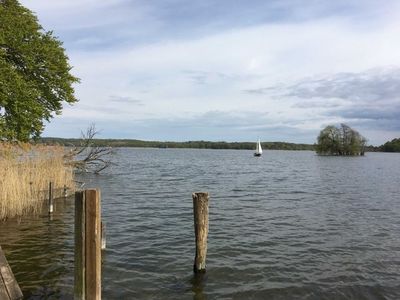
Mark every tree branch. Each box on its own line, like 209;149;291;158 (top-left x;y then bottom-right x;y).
65;124;116;173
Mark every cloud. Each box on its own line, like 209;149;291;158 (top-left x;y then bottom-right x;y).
22;0;400;50
109;95;143;105
291;100;342;109
91;110;317;143
287;68;400;102
324;103;400;132
244;67;400;143
246;67;400;100
332;106;400;121
181;70;236;85
294;68;400;132
246;66;400;117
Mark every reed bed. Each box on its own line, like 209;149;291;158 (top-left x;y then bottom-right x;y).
0;142;75;220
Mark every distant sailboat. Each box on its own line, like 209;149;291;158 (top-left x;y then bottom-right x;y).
254;139;262;157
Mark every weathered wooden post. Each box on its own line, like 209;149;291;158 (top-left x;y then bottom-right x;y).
48;181;54;214
0;246;23;299
74;191;85;300
63;185;68;198
101;222;106;250
192;192;209;273
75;189;101;300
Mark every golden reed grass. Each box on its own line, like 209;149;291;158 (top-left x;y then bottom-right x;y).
0;142;75;220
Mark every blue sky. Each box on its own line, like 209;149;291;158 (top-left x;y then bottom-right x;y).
20;0;400;145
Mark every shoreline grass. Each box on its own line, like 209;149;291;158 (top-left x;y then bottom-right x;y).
0;142;75;220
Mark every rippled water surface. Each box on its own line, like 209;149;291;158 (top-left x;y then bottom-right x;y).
1;149;400;299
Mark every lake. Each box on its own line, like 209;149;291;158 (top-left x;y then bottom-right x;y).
1;149;400;299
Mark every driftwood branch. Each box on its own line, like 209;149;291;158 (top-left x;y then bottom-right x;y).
65;124;115;174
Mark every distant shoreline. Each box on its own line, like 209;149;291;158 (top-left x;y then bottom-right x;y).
38;137;382;152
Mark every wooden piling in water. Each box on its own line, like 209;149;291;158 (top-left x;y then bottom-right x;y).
192;192;209;273
75;189;102;300
101;222;106;250
74;191;86;300
63;185;68;198
48;181;54;214
0;246;23;300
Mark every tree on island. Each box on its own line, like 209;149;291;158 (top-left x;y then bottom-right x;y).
316;124;367;156
0;0;79;141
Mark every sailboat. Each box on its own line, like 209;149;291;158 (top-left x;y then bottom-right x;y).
254;139;262;157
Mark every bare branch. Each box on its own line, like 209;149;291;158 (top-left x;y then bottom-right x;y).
65;124;116;173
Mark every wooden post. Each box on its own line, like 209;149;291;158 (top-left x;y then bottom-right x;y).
75;189;101;300
48;181;54;214
192;192;209;273
85;189;101;299
101;222;106;250
0;246;23;300
63;185;68;198
74;191;86;300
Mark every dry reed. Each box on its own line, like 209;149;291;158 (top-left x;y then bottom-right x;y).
0;142;75;220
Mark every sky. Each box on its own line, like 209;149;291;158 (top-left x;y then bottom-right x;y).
20;0;400;145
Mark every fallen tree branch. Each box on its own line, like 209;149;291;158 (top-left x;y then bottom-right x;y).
64;124;116;173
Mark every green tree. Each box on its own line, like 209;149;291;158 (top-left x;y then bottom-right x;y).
0;0;79;141
381;138;400;152
316;124;366;155
316;125;341;154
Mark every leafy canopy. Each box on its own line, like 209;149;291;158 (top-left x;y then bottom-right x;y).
381;138;400;152
316;124;367;156
0;0;79;141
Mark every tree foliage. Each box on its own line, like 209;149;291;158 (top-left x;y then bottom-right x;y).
316;124;366;155
0;0;79;141
381;138;400;152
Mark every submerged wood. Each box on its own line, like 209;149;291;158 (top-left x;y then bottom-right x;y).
0;246;23;300
192;192;209;273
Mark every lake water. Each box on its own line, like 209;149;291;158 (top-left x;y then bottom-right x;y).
1;149;400;299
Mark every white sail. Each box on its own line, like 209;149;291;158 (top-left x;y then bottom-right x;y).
256;139;262;154
257;140;263;154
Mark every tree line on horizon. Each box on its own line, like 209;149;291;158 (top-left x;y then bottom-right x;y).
381;138;400;152
38;136;390;152
38;137;317;151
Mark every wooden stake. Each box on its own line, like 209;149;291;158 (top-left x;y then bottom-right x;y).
74;191;86;300
0;246;23;300
74;189;101;300
192;192;209;273
48;181;54;214
63;185;68;198
85;189;101;300
101;222;106;250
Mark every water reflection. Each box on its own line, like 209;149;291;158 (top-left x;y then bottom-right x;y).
0;197;74;299
191;272;208;300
